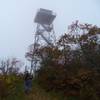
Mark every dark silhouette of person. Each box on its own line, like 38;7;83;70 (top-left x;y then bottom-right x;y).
24;71;32;94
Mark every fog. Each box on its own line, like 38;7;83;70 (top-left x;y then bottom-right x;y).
0;0;100;61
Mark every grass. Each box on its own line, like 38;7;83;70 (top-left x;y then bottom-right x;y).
4;79;68;100
0;76;80;100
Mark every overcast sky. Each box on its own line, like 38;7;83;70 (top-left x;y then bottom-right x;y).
0;0;100;61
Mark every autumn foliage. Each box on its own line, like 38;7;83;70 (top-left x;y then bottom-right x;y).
33;21;100;99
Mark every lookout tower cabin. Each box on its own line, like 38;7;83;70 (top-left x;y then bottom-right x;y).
34;8;56;25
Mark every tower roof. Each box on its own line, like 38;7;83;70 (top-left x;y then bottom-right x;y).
34;8;56;25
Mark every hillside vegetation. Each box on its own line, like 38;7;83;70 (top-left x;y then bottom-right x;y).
1;21;100;100
0;75;68;100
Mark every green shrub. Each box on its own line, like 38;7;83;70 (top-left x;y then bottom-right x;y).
0;79;9;99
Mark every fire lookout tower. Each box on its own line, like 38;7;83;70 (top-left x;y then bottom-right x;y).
26;8;56;74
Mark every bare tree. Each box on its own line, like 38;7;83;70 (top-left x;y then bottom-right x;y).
0;58;23;75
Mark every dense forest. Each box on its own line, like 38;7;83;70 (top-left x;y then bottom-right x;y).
0;21;100;100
